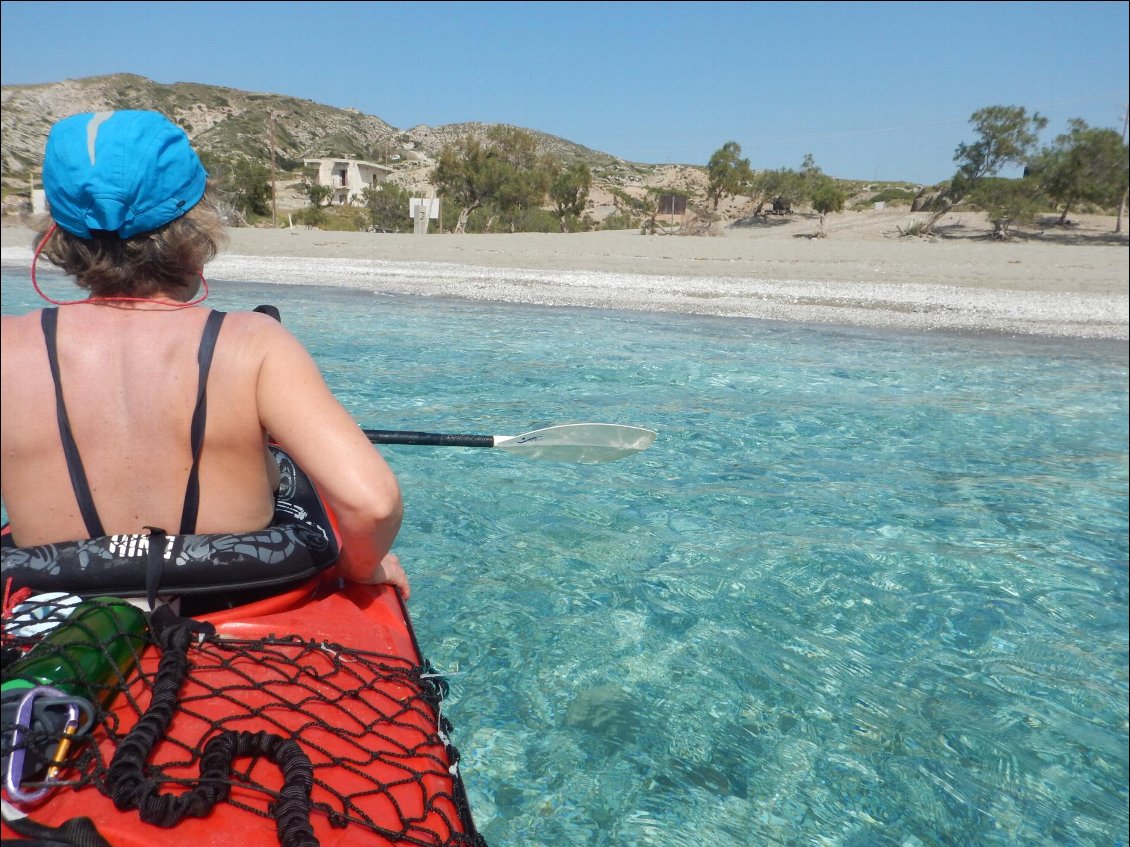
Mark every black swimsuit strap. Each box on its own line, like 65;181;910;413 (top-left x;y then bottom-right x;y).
178;310;226;535
41;308;105;538
40;308;227;540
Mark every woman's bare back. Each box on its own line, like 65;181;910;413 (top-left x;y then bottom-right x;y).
1;305;278;546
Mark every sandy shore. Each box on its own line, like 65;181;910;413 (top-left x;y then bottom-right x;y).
3;210;1127;339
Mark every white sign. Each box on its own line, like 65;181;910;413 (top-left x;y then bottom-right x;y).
409;198;440;219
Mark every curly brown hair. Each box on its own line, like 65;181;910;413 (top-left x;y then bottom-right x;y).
34;190;229;299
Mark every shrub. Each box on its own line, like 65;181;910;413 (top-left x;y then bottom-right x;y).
867;187;917;206
601;212;635;231
292;206;326;228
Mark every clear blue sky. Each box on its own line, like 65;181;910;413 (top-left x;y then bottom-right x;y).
2;1;1126;184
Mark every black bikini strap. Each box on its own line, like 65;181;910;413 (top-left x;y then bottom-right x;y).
178;310;226;535
41;308;106;538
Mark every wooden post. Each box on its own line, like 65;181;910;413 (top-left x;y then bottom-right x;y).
1116;105;1127;234
269;114;278;228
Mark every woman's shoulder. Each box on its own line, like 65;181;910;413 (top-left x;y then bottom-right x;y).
0;309;46;347
1;308;45;327
219;307;313;363
220;307;295;341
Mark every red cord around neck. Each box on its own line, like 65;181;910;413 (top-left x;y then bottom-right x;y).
31;222;210;309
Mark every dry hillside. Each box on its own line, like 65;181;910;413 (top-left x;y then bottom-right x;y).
2;74;917;227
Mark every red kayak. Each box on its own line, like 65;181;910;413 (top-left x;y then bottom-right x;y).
1;574;484;846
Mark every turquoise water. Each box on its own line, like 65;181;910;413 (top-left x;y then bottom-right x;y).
3;268;1128;847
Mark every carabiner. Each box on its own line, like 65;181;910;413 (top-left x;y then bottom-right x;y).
3;685;87;804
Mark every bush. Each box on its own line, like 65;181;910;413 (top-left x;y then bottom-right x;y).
601;212;635;231
969;177;1043;237
326;206;370;232
810;181;846;216
361;183;411;232
559;213;592;233
502;207;561;233
292;206;326;228
867;187;917;206
606;187;650;212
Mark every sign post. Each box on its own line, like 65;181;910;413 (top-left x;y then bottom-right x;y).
409;197;440;235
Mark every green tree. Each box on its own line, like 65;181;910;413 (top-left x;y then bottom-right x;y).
360;182;411;232
431;127;553;233
1030;119;1129;225
432;138;495;232
292;204;326;229
196;151;270;224
748;167;806;215
301;180;333;208
486;127;554;232
706;141;753;220
924;105;1048;234
809;176;847;238
549;162;592;232
799;153;821;182
969;176;1043;238
229;159;272;219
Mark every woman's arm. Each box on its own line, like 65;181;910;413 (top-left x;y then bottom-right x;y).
252;317;408;597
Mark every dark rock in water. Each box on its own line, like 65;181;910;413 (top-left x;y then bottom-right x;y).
563;684;639;750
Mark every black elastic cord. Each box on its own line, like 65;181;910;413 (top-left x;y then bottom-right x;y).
143;526;167;611
0;812;113;847
104;617;316;845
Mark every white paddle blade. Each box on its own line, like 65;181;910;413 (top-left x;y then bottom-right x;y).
493;424;656;463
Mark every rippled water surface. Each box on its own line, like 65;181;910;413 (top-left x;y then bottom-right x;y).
3;269;1128;846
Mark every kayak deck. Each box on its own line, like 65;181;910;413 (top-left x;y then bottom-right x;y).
2;577;483;846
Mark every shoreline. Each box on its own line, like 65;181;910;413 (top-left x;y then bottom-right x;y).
3;214;1127;340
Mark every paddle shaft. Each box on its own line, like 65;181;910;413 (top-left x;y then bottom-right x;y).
364;429;497;448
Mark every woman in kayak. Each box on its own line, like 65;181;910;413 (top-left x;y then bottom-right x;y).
0;110;408;599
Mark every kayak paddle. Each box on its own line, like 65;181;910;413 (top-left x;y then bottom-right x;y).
250;308;655;464
363;423;656;464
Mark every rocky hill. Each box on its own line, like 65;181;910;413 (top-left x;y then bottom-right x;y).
1;76;588;167
1;74;900;224
3;75;641;185
2;74;380;171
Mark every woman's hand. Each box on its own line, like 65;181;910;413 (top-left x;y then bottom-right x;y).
365;552;410;600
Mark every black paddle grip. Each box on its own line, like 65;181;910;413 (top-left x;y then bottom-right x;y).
362;430;496;448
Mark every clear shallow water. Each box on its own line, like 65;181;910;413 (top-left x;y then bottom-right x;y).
3;268;1128;847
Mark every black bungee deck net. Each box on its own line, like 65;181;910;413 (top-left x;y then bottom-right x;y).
1;598;487;847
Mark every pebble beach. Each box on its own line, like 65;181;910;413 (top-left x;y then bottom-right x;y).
3;209;1127;340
